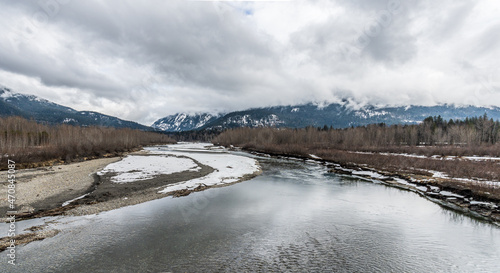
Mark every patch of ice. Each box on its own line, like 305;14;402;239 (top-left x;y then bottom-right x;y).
350;152;500;161
98;155;200;183
351;151;428;159
432;155;500;162
379;152;427;159
393;178;415;186
463;156;500;161
439;191;464;198
157;142;222;153
309;154;322;160
62;193;90;206
429;170;448;179
350;151;374;155
167;142;213;149
424;170;500;188
351;170;388;179
429;186;440;191
450;177;500;188
470;201;498;209
416;186;428;192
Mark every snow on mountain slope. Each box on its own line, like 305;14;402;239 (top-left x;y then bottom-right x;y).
0;86;151;130
153;103;500;132
152;113;220;132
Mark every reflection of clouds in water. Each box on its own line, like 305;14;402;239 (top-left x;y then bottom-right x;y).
263;158;329;181
4;155;500;272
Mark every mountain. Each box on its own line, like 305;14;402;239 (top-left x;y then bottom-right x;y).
151;113;221;132
6;84;498;132
0;86;151;130
153;102;500;132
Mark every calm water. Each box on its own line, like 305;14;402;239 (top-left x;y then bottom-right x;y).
2;155;500;272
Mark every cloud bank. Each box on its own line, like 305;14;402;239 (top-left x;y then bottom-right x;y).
0;0;499;125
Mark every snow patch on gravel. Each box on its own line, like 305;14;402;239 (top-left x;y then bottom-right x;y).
98;155;200;183
351;170;388;179
145;144;260;194
309;154;322;160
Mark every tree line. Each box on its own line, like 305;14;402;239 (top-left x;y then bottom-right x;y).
166;128;223;142
212;115;500;185
0;116;175;166
214;114;500;156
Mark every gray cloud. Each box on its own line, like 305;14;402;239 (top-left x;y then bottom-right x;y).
0;0;499;125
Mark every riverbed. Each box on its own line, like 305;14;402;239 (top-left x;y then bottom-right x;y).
1;146;499;272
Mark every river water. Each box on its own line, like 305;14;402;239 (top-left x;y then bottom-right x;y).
2;153;500;272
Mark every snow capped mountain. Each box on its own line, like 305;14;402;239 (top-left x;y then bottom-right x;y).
1;86;77;114
152;113;220;132
205;111;286;130
5;85;500;133
223;113;284;127
0;86;151;130
153;103;500;132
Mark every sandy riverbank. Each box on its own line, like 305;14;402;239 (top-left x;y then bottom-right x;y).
1;146;262;221
0;157;122;221
0;144;262;251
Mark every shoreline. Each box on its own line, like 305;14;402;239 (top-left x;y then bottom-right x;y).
5;142;498;252
0;145;262;251
1;153;262;222
0;157;123;221
240;147;500;227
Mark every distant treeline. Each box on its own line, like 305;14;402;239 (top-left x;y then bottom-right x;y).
214;114;500;156
0;116;175;166
212;115;500;185
166;128;223;142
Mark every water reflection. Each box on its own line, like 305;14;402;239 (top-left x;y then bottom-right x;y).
2;156;500;272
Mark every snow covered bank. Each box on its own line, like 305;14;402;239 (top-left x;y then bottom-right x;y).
98;155;200;183
145;144;261;194
350;151;500;162
159;142;226;153
428;170;500;189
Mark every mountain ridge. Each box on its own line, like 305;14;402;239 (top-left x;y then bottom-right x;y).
153;102;500;132
3;85;500;133
0;86;152;130
152;113;221;132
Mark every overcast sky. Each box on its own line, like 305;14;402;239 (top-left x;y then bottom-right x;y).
0;0;499;125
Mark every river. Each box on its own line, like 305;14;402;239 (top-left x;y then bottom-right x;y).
2;150;500;272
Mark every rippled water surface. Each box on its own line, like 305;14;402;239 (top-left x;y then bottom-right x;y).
3;155;500;272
